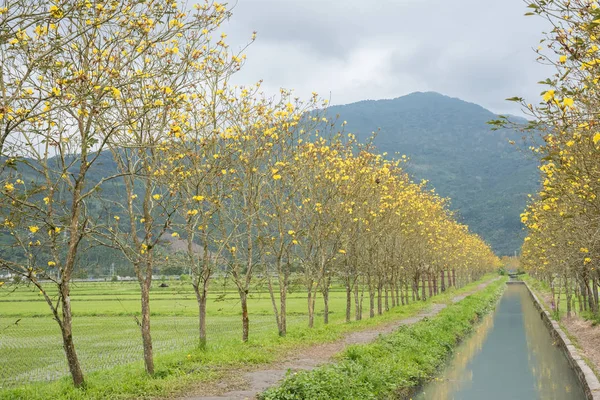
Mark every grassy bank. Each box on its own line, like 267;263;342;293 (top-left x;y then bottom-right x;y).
260;278;505;400
522;274;600;324
0;275;499;400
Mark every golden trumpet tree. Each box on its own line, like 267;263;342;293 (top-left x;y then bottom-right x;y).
504;0;600;317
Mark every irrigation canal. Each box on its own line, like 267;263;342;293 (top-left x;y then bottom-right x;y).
415;283;588;400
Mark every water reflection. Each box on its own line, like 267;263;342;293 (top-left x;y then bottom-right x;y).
414;285;586;400
414;305;495;399
521;285;578;398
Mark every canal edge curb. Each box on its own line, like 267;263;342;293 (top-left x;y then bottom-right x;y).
522;281;600;400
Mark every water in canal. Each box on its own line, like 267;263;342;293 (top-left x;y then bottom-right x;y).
414;284;587;400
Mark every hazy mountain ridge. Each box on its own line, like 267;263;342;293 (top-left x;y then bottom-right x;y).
327;92;539;255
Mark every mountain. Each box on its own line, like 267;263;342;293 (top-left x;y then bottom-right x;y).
326;92;539;256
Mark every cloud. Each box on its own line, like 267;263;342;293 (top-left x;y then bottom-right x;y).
224;0;552;115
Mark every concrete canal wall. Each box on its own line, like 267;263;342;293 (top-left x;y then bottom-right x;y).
511;281;600;400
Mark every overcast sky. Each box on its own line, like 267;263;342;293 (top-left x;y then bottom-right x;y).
223;0;551;115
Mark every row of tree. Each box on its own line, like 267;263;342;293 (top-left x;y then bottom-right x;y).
509;0;600;317
0;0;498;388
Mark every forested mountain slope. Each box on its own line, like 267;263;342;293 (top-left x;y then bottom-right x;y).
327;92;539;255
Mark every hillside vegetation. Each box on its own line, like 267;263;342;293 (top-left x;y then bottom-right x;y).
327;92;540;255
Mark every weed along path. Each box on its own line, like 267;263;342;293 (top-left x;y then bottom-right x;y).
183;278;499;400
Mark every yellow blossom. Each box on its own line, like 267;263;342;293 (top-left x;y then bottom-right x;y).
562;98;574;107
49;5;63;18
543;90;555;102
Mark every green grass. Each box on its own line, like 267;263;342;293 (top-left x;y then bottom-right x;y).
0;275;497;399
260;278;505;400
1;280;411;317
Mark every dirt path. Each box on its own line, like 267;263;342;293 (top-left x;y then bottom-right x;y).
182;279;498;400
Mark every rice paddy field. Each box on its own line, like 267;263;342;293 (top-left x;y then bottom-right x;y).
0;278;388;389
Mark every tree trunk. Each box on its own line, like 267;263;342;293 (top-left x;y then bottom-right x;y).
556;283;562;315
267;275;282;335
59;284;85;387
441;270;446;292
566;277;572;318
241;290;250;341
323;287;330;324
399;283;405;305
354;283;361;321
384;285;389;311
452;269;457;288
369;288;375;318
280;286;287;336
377;284;383;315
551;280;557;314
427;274;432;298
193;283;208;347
413;276;419;301
592;277;599;315
276;264;289;336
307;287;316;328
585;277;594;312
346;283;352;323
581;278;588;312
140;281;154;374
199;294;207;345
421;276;427;301
575;283;582;313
